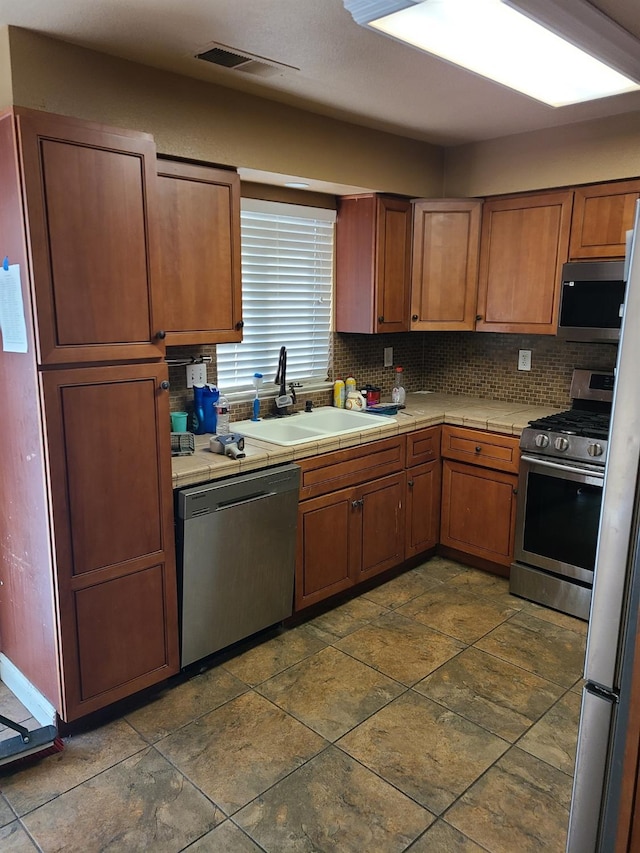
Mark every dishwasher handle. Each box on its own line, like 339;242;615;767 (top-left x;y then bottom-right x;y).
216;490;276;511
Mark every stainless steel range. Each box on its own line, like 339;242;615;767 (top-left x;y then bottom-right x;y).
510;368;614;620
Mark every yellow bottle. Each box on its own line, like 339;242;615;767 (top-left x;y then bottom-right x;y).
345;376;357;396
333;377;345;408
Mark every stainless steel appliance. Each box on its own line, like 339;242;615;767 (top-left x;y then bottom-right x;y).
567;209;640;851
557;260;625;342
510;368;614;620
176;463;300;667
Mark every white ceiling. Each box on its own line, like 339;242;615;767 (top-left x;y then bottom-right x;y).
2;0;640;147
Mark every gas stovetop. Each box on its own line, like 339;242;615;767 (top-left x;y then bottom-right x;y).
520;368;614;466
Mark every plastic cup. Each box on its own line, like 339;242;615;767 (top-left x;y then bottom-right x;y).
170;411;188;432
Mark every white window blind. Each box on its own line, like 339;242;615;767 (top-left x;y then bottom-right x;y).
217;198;335;393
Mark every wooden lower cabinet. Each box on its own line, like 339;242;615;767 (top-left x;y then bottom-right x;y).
440;459;518;568
405;425;442;558
295;472;405;611
295;488;355;608
406;460;441;558
358;473;405;582
41;362;179;720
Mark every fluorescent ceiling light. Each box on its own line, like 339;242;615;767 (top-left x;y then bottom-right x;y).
344;0;640;106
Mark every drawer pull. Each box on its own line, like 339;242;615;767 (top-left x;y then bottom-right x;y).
475;445;482;453
408;479;414;488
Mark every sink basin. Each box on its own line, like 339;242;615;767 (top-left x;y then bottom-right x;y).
233;406;396;446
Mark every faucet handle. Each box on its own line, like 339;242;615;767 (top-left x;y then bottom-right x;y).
288;382;301;404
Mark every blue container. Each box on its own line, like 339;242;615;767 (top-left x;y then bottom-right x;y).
192;384;219;434
203;386;219;433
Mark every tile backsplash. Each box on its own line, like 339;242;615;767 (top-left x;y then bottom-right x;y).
167;331;617;422
420;332;617;409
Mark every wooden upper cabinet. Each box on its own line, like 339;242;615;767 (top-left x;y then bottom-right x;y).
477;190;573;335
335;194;411;333
410;199;482;331
155;159;243;345
15;108;165;365
570;179;640;260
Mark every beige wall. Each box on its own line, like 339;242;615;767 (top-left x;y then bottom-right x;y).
5;27;443;199
5;26;639;203
445;111;640;197
0;29;12;110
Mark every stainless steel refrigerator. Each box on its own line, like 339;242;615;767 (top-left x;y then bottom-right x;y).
567;204;640;851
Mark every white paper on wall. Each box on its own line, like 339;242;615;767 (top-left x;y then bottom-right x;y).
0;263;28;353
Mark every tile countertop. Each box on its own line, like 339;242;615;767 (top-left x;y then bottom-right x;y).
171;392;562;490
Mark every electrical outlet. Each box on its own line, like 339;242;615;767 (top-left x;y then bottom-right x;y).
186;363;207;388
384;346;393;368
518;350;532;371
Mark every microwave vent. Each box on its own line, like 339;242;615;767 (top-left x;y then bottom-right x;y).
195;43;298;78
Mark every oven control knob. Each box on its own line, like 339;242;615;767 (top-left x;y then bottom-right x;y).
588;443;604;457
534;434;550;448
554;436;569;452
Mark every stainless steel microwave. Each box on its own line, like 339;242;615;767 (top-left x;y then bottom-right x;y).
557;260;626;343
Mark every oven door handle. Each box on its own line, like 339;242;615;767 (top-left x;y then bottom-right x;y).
520;453;605;480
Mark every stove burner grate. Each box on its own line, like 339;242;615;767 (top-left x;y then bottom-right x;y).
528;410;611;440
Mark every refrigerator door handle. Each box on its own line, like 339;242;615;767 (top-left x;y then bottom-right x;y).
567;686;616;853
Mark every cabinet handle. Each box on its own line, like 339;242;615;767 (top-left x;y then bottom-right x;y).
475;315;483;321
408;480;414;488
411;314;419;322
352;500;360;509
235;320;245;330
513;488;518;496
378;315;384;324
160;380;170;391
475;446;482;453
156;330;166;340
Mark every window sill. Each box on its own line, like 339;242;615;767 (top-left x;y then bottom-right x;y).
224;380;333;405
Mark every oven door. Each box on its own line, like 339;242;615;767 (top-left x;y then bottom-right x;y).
514;453;605;584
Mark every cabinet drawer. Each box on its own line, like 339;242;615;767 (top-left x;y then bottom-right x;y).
298;436;405;500
406;425;441;467
441;425;520;474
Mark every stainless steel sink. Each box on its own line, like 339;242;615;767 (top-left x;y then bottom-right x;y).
232;406;396;446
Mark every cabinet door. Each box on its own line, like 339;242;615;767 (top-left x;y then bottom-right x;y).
570;180;640;260
410;200;481;330
16;108;165;365
357;472;406;581
440;459;517;567
42;362;179;720
376;196;411;332
295;488;356;611
155;160;243;345
406;461;441;558
477;191;573;334
335;194;410;333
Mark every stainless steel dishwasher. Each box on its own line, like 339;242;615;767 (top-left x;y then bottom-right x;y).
176;463;300;667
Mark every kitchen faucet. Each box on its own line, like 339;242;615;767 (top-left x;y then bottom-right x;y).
274;346;293;415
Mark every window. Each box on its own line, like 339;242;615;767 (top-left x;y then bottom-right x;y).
217;198;335;393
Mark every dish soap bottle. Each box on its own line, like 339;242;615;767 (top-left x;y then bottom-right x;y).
333;377;345;408
345;376;357;397
391;366;406;407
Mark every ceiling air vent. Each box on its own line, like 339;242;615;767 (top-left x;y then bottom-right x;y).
195;42;298;78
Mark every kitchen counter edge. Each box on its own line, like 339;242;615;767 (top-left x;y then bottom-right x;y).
171;392;561;490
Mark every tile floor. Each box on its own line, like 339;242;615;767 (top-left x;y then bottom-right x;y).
0;556;587;852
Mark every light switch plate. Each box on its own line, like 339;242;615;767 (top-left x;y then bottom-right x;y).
186;363;207;388
384;346;393;368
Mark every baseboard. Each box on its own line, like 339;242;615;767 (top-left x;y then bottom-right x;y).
0;654;57;727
